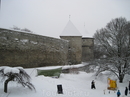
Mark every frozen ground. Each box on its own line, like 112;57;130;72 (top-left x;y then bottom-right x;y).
0;64;130;97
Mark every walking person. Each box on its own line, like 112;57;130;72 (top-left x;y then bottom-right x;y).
125;87;128;96
91;80;96;89
117;90;121;97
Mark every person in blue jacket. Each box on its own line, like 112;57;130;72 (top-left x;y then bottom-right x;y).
117;90;121;97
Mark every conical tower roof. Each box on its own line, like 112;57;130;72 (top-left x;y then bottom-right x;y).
60;20;82;36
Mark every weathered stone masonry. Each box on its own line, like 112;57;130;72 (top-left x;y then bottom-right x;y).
0;25;94;68
60;36;82;65
0;28;69;68
82;37;94;62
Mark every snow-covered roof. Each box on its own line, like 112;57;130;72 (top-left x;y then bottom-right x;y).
82;29;93;38
60;20;82;36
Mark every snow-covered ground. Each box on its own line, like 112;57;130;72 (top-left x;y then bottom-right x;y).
0;64;130;97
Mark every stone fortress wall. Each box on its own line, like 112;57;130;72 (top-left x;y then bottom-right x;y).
0;28;69;68
0;28;94;68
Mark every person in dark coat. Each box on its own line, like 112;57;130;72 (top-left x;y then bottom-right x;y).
125;87;128;96
117;90;121;97
128;81;130;94
91;80;96;89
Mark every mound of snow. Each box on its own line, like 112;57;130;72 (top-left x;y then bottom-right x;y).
4;67;20;74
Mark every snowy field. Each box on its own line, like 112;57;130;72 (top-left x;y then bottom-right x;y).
0;64;130;97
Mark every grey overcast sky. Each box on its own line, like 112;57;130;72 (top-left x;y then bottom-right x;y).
0;0;130;38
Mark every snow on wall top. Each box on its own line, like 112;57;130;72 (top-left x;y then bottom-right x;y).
60;20;82;36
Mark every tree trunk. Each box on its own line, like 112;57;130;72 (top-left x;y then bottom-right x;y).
119;77;123;83
119;74;124;83
4;75;14;93
4;79;10;93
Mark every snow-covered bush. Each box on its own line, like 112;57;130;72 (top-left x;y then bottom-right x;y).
0;66;35;93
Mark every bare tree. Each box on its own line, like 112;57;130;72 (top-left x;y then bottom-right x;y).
93;17;130;83
94;44;106;59
0;66;35;93
11;26;33;33
21;28;33;33
11;26;21;30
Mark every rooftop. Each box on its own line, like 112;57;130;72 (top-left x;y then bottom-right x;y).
60;20;82;36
